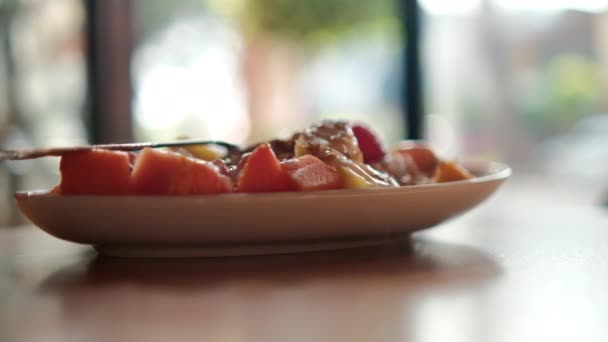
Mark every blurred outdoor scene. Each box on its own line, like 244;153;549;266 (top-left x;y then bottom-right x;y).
1;0;607;224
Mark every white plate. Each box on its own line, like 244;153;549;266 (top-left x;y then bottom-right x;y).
15;160;510;257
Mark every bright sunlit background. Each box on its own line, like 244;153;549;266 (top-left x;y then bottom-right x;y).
131;0;403;145
1;0;608;224
421;0;608;193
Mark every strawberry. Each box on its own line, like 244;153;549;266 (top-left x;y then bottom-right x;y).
352;124;386;163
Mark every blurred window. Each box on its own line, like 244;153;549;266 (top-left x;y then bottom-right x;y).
421;0;608;203
0;0;86;225
131;0;406;145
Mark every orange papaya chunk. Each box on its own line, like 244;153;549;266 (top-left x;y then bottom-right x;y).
132;148;233;195
432;161;473;183
394;145;439;176
58;149;132;195
237;143;292;193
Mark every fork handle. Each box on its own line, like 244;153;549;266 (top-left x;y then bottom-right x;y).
0;140;241;160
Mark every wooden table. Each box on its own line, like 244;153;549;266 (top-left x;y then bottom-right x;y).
1;179;607;342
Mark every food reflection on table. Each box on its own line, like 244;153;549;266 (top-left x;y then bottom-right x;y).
35;238;499;341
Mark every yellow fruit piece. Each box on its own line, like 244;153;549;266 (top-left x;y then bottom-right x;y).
171;145;225;161
432;161;473;183
294;140;311;157
338;166;376;189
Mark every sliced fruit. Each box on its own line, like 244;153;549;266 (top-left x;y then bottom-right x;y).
294;136;311;158
170;144;225;161
393;145;439;177
432;161;473;183
127;152;137;167
338;166;376;190
352;124;386;164
296;121;364;163
132;148;233;195
59;149;132;195
232;152;251;179
211;159;231;177
237;143;293;193
280;155;342;191
379;151;427;186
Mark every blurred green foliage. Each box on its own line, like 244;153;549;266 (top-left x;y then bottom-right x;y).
209;0;399;48
521;54;600;137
